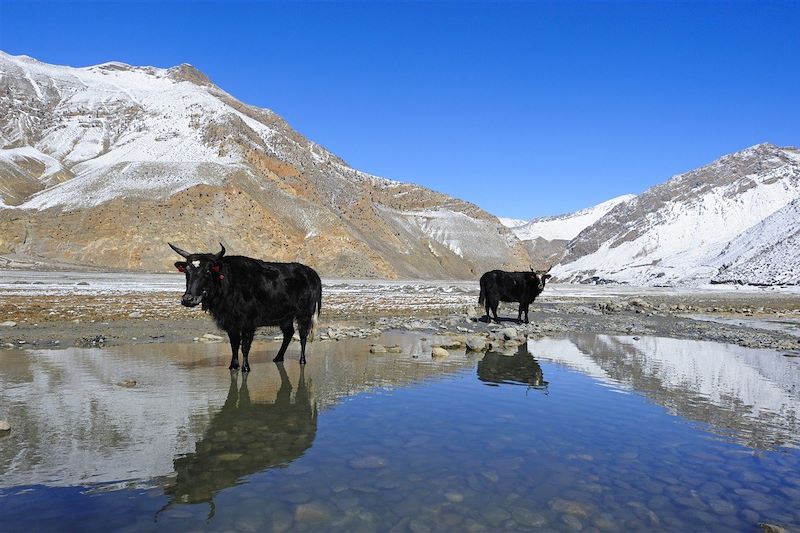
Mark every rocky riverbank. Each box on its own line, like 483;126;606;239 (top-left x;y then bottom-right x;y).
1;288;798;355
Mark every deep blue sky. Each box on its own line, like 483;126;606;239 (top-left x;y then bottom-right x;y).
1;1;798;218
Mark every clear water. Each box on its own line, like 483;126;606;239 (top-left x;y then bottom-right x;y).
1;333;798;532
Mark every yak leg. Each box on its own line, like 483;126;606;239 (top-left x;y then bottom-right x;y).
297;315;312;365
490;300;500;323
227;330;241;370
241;328;255;373
523;303;530;324
273;320;295;363
517;303;524;322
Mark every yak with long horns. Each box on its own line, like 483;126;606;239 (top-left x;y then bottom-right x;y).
169;243;322;368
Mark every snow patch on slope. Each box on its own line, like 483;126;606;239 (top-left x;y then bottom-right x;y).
498;217;527;228
384;207;516;261
19;162;238;210
0;146;64;178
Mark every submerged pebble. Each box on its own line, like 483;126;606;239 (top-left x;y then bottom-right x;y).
294;501;333;523
348;456;388;469
511;507;547;527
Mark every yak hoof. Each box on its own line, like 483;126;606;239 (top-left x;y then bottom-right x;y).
242;365;251;373
228;363;240;370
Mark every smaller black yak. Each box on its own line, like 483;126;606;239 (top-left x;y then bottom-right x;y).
478;268;551;323
169;243;321;369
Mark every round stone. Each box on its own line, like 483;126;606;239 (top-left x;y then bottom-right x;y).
432;347;449;358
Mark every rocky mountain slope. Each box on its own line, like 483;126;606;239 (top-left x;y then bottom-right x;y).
552;143;800;286
711;198;800;286
0;52;530;277
501;195;635;270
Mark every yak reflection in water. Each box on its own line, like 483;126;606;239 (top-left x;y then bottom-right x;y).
477;343;548;390
164;363;317;513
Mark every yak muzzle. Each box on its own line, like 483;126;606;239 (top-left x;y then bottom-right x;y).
181;294;203;307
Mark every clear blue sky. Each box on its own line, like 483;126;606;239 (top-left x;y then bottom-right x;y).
1;1;798;219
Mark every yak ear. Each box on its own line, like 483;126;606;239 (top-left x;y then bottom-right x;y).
543;274;552;280
175;261;187;272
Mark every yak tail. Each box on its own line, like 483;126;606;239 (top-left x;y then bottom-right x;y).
478;285;485;306
308;285;322;343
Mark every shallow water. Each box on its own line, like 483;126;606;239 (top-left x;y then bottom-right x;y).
1;333;799;532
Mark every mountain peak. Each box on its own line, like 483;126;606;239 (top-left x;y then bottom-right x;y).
167;63;214;86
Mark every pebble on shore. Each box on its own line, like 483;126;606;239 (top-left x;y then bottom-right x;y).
431;346;449;358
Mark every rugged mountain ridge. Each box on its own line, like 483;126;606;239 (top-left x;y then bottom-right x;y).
0;52;530;277
552;143;800;286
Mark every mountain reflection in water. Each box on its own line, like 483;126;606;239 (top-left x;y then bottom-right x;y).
477;343;548;390
165;364;317;512
529;334;800;450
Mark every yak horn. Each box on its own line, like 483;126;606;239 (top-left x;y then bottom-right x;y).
213;242;226;261
168;242;191;258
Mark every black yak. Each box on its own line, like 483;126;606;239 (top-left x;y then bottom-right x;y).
169;243;321;368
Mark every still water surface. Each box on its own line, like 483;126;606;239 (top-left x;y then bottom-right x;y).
1;333;798;531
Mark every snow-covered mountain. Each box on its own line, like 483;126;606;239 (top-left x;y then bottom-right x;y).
0;52;530;276
500;194;635;270
553;143;800;286
508;194;635;241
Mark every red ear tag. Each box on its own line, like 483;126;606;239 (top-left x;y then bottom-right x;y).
218;274;225;280
177;265;186;272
